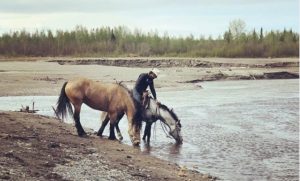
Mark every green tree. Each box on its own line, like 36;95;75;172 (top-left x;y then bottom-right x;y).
259;27;264;42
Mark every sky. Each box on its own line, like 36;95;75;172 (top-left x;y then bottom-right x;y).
0;0;298;38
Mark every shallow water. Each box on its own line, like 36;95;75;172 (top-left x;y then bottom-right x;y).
0;79;298;181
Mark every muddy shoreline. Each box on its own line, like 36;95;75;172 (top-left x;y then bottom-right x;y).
0;111;216;180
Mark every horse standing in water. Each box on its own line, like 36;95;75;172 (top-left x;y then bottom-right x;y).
98;95;183;144
55;77;142;146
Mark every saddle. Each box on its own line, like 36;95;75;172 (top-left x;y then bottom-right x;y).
142;91;150;109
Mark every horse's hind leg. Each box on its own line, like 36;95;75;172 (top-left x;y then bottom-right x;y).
97;112;109;137
74;104;86;137
115;113;124;140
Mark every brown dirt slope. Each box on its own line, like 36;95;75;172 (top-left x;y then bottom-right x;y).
0;111;216;181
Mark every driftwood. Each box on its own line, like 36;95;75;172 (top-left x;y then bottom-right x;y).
52;106;59;118
20;102;39;113
52;106;63;122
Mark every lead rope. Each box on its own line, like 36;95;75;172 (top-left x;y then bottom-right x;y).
160;121;172;139
153;121;157;141
156;106;172;139
152;104;160;141
151;105;158;141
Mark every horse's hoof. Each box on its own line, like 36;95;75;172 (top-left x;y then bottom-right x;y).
79;134;88;138
108;137;116;140
133;140;140;146
144;142;150;147
78;132;87;137
117;133;123;141
118;136;123;141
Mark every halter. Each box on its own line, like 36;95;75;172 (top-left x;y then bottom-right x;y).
155;102;179;139
144;96;181;139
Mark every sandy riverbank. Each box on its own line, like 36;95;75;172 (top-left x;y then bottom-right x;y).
0;57;298;96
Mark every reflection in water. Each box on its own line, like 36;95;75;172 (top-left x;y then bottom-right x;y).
0;79;298;181
167;143;183;155
141;141;182;155
141;142;152;154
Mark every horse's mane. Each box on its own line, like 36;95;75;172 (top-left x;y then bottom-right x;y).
117;81;130;92
116;81;135;99
116;81;142;128
157;102;180;123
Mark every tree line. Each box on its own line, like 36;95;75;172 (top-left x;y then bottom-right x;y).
0;24;298;58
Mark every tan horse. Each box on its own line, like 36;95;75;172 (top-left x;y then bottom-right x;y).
98;96;183;144
55;77;141;145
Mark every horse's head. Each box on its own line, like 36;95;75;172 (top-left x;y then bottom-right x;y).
156;103;183;144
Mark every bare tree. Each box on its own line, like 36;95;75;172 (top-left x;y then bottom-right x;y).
229;19;246;39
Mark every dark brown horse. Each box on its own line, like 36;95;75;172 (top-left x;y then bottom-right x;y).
55;77;141;145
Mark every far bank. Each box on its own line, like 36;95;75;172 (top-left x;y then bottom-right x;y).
0;57;298;96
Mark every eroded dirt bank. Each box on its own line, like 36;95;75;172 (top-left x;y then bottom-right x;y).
49;57;299;81
0;111;216;181
48;57;299;68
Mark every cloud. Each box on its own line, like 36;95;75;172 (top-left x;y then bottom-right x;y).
0;0;297;14
0;0;173;14
0;0;298;37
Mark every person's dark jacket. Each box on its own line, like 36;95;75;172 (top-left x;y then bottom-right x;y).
134;73;156;99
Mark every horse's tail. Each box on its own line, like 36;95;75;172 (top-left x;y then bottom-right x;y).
55;82;73;120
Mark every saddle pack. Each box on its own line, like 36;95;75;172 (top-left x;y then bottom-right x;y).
142;91;151;109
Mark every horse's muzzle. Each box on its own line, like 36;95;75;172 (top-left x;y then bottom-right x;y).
170;129;183;144
176;136;183;144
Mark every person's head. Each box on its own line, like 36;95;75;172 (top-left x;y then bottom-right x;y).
149;68;160;79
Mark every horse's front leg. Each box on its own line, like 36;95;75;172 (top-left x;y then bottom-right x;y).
108;122;117;140
115;124;123;141
143;122;152;143
146;123;152;143
108;113;118;140
142;122;148;140
97;112;109;137
127;117;141;146
115;121;123;141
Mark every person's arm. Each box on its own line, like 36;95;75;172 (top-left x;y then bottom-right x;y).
149;81;157;100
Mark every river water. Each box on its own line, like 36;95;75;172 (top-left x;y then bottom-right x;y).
0;79;298;181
